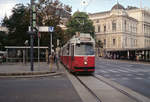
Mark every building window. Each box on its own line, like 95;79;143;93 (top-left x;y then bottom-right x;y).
124;20;126;31
98;25;100;32
113;39;116;46
108;23;110;30
104;25;106;32
118;22;121;31
112;20;116;31
104;39;106;46
96;19;99;23
125;38;127;46
135;40;137;46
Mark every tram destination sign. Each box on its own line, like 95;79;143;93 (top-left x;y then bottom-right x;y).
79;37;91;41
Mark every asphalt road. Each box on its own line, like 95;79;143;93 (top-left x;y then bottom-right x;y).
0;74;82;102
95;57;150;98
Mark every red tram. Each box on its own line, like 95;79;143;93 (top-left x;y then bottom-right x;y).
60;33;95;73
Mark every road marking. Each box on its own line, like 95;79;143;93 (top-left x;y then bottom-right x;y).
117;69;129;73
122;77;129;80
108;69;118;73
134;77;143;80
126;74;132;76
100;70;108;73
125;69;135;72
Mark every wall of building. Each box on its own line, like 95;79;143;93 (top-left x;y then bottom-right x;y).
90;6;150;51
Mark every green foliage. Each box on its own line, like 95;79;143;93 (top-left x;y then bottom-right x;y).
66;11;95;38
0;31;8;45
0;31;8;50
36;0;71;48
2;4;30;46
2;0;71;48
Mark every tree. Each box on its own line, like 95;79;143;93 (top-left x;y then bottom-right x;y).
2;4;30;46
36;0;71;48
66;11;95;38
0;31;8;50
96;40;103;48
2;0;71;48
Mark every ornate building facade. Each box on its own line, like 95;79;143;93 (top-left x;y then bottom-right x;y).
89;3;150;61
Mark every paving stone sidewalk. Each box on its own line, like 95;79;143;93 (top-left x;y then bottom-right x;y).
0;62;61;76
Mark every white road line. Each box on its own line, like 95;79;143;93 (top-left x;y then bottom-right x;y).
109;69;119;73
100;70;108;73
134;77;143;80
126;74;132;76
117;69;129;73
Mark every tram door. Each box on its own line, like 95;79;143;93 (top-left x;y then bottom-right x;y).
71;44;74;69
67;44;69;67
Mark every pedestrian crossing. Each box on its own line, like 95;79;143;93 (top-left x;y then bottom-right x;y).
96;58;150;98
95;58;150;81
95;67;150;81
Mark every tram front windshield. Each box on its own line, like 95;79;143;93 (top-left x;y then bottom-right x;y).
75;43;94;55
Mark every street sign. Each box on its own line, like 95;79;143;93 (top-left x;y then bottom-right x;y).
28;26;55;32
49;26;54;32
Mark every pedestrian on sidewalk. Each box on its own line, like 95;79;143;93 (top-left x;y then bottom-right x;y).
49;52;54;72
55;52;60;71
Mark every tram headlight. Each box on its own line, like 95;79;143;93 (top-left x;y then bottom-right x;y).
84;61;87;65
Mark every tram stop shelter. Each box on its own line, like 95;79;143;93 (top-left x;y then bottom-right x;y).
5;46;49;63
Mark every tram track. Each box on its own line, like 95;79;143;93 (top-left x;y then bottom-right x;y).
74;74;146;102
93;75;141;102
75;75;102;102
62;60;150;102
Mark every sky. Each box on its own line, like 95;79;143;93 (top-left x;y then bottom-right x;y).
0;0;150;24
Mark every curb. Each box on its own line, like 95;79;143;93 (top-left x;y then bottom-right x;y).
0;72;64;78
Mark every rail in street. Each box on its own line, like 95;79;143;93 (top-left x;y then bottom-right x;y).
95;57;150;99
63;58;150;102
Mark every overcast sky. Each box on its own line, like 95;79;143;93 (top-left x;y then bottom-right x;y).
0;0;150;24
